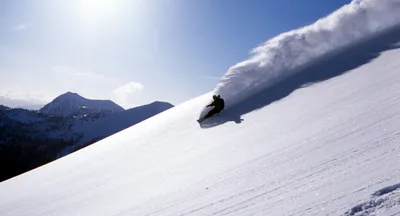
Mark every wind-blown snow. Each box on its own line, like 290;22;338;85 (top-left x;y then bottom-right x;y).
213;0;400;109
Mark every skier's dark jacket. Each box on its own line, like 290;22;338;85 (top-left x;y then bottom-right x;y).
207;95;225;112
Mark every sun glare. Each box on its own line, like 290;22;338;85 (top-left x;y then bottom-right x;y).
66;0;148;35
78;0;121;22
83;0;115;15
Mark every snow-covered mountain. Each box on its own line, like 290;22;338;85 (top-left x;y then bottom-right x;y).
0;99;173;182
1;0;400;215
40;92;124;117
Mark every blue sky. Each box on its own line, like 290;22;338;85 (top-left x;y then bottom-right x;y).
0;0;350;108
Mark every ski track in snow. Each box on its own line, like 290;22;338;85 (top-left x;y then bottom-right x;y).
211;0;400;112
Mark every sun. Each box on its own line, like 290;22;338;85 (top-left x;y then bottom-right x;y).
79;0;120;20
70;0;146;33
82;0;114;13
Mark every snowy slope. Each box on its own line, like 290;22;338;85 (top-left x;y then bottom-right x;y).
1;0;400;215
40;92;124;116
2;44;400;215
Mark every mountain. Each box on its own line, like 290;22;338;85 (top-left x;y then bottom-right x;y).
1;0;400;215
0;107;74;181
0;98;173;182
40;92;124;117
0;105;9;110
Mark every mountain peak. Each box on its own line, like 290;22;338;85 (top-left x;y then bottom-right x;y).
64;91;77;95
63;91;79;96
57;92;84;100
40;92;124;116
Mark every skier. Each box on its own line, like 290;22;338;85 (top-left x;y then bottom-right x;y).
198;95;225;122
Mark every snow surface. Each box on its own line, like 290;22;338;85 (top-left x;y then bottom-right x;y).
1;0;400;215
213;0;400;110
1;38;400;215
